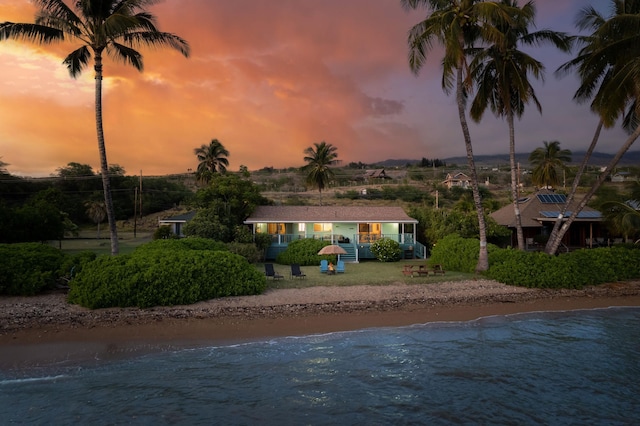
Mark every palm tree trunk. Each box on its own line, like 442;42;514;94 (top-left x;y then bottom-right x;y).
507;109;525;250
546;123;640;254
545;120;603;254
94;52;119;255
456;67;488;272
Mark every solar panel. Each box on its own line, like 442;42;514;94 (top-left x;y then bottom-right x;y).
539;210;601;219
537;194;567;204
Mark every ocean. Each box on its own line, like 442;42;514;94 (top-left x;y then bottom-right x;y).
1;307;639;425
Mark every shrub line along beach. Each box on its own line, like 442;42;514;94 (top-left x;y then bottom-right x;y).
2;279;640;369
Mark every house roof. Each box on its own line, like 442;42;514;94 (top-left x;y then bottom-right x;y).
158;211;197;224
244;206;418;224
490;190;602;228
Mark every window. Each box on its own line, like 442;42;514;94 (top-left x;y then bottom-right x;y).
313;223;332;232
298;223;306;232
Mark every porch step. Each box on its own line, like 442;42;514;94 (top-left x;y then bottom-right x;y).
338;243;357;262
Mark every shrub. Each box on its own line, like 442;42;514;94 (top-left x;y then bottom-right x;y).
370;238;402;262
226;242;262;263
153;225;175;240
0;243;66;295
429;234;496;273
486;245;640;289
68;249;266;309
276;239;333;265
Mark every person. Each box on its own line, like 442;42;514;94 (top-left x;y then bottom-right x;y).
328;262;335;275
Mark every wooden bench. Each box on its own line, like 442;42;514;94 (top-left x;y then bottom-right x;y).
402;264;415;277
429;264;446;275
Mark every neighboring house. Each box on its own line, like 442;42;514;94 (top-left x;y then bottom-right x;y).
365;169;391;180
158;211;197;237
611;172;632;182
244;205;422;261
490;190;603;250
443;172;470;189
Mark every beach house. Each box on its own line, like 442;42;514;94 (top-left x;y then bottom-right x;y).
244;205;423;261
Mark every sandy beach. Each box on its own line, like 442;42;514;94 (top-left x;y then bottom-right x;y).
2;279;640;369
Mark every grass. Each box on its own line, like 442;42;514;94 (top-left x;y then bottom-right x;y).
49;232;154;255
52;235;475;288
261;260;477;290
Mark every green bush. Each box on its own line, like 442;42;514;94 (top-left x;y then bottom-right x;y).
68;249;266;309
226;242;262;263
429;234;497;273
276;239;334;265
486;246;640;289
0;243;66;295
134;237;228;253
153;225;176;240
370;238;402;262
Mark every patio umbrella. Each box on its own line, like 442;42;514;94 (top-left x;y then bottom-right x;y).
317;244;347;261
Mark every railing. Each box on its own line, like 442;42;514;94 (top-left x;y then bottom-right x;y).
264;233;416;245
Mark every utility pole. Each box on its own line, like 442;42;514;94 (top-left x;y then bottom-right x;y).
139;170;143;219
133;187;138;239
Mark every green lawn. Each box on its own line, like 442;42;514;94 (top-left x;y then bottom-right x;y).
260;260;476;290
49;232;154;255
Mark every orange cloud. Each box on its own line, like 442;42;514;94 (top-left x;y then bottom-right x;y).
0;0;630;177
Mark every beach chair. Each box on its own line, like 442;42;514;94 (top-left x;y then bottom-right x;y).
336;260;345;273
264;263;284;280
320;259;328;273
291;263;306;279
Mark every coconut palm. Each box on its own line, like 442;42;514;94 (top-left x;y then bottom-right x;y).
0;0;190;255
302;141;339;204
194;139;230;184
545;0;640;254
401;0;520;271
85;200;106;239
528;141;572;189
469;0;572;250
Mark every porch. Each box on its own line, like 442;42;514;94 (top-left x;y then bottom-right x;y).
263;233;427;262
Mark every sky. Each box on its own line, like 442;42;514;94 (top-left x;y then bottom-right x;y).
0;0;630;177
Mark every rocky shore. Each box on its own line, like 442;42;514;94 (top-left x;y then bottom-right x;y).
3;279;640;336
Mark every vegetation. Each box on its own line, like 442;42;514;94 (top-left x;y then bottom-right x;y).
302;141;339;204
0;243;95;296
546;0;640;254
276;239;334;266
68;240;265;309
528;141;572;189
469;0;572;250
1;0;190;255
402;0;523;272
370;238;402;262
194;139;230;184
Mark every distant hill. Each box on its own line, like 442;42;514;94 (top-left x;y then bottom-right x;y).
375;150;640;168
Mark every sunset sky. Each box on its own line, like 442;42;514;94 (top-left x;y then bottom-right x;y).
0;0;630;177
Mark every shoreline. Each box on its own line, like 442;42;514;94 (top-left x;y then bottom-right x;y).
2;279;640;369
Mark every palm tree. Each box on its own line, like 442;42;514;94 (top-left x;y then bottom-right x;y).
1;1;190;255
302;141;339;204
528;141;572;189
469;0;572;250
545;1;640;254
194;139;230;184
401;0;520;272
85;200;106;239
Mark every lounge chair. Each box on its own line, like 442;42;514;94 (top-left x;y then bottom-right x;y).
320;259;328;273
264;263;284;280
291;263;306;279
336;260;345;273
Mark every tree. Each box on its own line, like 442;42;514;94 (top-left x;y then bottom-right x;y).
402;0;520;272
470;0;572;250
528;141;572;189
194;139;230;184
85;200;107;239
546;1;640;254
1;0;190;255
302;141;339;204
